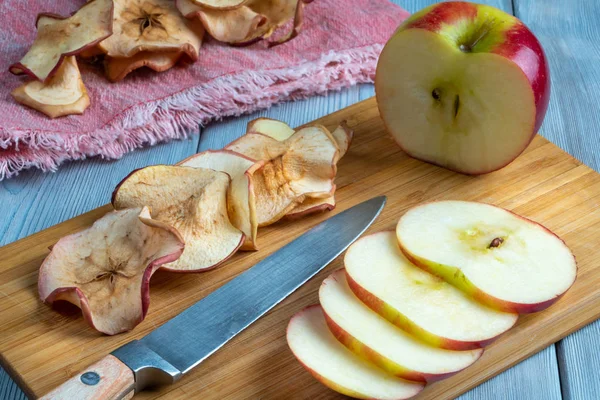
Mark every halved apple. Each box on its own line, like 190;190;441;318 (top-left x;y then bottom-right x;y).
320;270;482;383
344;232;517;350
375;2;550;174
396;201;577;313
287;305;424;399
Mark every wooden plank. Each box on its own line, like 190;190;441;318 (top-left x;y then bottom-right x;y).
198;85;366;152
1;98;598;399
513;0;600;398
0;138;200;247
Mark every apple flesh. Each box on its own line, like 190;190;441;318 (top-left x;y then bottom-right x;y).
375;1;550;174
320;270;482;383
344;231;517;350
287;305;424;399
396;201;577;313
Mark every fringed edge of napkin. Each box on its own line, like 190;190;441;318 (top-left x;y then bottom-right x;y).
0;43;383;180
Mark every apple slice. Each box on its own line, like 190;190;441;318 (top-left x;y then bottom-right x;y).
284;193;336;220
190;0;247;10
245;119;352;219
287;305;424;399
178;150;263;250
112;165;244;272
99;0;204;61
345;232;517;350
396;201;577;313
104;52;183;82
320;270;482;383
9;0;113;82
227;126;338;226
177;0;267;44
11;56;90;118
375;2;549;174
38;207;184;335
246;118;295;141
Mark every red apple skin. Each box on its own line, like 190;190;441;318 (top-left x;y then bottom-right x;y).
345;270;510;351
287;305;419;400
284;202;336;220
398;203;577;314
378;1;550;175
322;309;476;383
401;249;566;314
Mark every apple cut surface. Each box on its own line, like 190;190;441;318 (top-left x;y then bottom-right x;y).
38;207;184;335
320;270;482;382
287;305;424;400
244;118;352;219
178;150;262;250
227;126;338;226
376;28;536;174
11;56;90;119
104;52;182;82
396;201;577;313
246;118;295;141
9;0;113;81
345;232;517;350
112;166;244;272
99;0;204;60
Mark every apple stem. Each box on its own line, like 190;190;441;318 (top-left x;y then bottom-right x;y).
488;237;504;248
432;88;442;101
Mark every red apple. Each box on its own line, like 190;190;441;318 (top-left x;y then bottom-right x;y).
375;1;550;174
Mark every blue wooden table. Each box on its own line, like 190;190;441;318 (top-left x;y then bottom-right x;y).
2;0;600;398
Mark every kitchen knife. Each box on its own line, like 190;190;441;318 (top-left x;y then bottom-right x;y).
40;196;386;400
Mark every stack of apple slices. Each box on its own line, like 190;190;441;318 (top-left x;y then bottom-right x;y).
287;201;577;399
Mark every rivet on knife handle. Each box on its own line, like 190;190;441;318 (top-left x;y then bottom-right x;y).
39;355;135;400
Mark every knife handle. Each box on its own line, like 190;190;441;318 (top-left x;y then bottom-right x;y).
40;355;135;400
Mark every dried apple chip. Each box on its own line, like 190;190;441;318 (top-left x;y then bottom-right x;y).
178;150;263;251
243;0;306;45
226;132;288;160
112;165;244;271
38;207;185;335
99;0;204;61
104;51;182;82
190;0;248;10
247;118;353;159
245;119;353;219
264;0;307;47
228;126;339;226
11;56;90;119
247;117;295;140
284;189;336;220
177;0;266;44
331;122;354;160
9;0;113;82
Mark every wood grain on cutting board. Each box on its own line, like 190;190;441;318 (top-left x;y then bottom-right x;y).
1;97;599;399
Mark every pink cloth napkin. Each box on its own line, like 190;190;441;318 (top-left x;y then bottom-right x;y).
0;0;409;179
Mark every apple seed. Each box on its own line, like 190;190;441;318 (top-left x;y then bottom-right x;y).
488;237;504;248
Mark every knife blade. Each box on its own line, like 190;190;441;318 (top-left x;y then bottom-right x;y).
40;196;386;400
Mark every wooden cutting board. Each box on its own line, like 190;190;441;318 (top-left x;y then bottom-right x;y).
2;97;600;400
